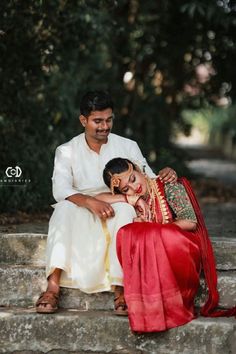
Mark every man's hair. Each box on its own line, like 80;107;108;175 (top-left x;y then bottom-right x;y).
103;158;136;194
80;91;114;117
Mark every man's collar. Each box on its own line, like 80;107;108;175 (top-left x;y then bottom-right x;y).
82;133;110;152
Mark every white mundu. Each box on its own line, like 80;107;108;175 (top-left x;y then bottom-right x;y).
46;133;155;293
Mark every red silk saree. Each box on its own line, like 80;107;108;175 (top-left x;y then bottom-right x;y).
116;178;236;332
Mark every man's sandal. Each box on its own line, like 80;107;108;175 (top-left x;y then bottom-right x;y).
114;293;128;316
36;291;59;313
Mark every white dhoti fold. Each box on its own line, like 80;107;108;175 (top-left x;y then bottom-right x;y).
46;200;136;293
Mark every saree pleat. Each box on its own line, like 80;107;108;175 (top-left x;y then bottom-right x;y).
117;222;201;332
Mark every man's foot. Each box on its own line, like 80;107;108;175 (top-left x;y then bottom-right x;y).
36;291;59;313
114;286;128;316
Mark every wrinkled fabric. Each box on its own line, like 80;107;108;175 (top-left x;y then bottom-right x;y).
117;177;236;333
181;177;236;317
46;201;136;292
117;222;201;332
46;132;155;292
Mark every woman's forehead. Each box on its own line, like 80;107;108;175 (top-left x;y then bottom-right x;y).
119;172;132;189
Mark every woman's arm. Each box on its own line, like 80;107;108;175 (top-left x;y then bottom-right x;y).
173;219;197;231
165;182;198;231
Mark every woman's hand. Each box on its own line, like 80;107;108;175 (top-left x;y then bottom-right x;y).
173;219;197;231
133;216;146;222
135;198;151;221
158;167;177;183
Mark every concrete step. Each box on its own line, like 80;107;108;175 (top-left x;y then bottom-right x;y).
0;307;235;354
1;233;236;270
0;264;235;309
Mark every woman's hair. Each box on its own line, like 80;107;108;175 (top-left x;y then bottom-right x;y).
103;158;136;194
80;91;114;117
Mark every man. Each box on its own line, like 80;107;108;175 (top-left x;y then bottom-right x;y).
36;91;177;314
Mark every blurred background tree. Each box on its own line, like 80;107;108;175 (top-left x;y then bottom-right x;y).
0;0;235;212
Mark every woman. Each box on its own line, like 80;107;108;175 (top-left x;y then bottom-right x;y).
101;157;236;332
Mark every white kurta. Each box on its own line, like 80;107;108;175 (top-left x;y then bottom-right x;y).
46;133;155;293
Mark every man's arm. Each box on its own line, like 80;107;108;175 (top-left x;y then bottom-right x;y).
52;146;80;202
66;193;115;219
129;141;156;177
130;141;177;183
52;145;115;219
94;193;126;204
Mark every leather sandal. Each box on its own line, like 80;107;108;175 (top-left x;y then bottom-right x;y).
114;293;128;316
36;291;59;313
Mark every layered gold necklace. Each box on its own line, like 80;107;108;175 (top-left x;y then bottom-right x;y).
145;176;171;224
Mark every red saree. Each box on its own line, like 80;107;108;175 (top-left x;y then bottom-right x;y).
116;178;236;333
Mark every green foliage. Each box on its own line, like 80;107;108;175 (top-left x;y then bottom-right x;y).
181;104;236;143
151;147;191;178
0;0;235;211
181;108;212;137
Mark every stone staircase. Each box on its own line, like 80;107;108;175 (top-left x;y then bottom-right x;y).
0;230;236;353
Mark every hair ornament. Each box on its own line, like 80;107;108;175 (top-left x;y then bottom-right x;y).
109;162;133;194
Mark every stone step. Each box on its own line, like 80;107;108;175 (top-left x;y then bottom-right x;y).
212;237;236;270
1;233;236;270
0;233;46;266
0;307;235;354
0;264;235;310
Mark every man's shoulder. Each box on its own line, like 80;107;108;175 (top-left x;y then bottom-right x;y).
56;134;83;152
109;133;137;146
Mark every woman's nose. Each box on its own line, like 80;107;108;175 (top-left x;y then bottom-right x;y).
127;183;136;192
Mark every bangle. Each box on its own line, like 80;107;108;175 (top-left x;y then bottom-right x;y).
125;195;140;206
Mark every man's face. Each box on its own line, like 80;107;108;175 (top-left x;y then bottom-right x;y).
80;108;114;143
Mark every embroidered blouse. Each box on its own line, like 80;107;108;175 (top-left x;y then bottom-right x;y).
164;182;197;222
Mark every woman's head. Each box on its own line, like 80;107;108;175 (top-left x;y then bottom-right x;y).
103;158;147;196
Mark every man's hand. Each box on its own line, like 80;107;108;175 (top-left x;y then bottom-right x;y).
86;197;115;219
66;194;115;219
158;167;177;183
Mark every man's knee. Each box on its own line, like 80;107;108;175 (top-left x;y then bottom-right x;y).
112;202;136;218
54;199;76;211
50;200;78;223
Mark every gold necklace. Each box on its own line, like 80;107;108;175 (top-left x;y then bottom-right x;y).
145;176;170;224
145;177;158;222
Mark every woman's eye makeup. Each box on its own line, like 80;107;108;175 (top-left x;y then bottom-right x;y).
121;173;136;193
130;174;135;182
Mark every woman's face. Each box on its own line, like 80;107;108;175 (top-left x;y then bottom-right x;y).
118;169;147;196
